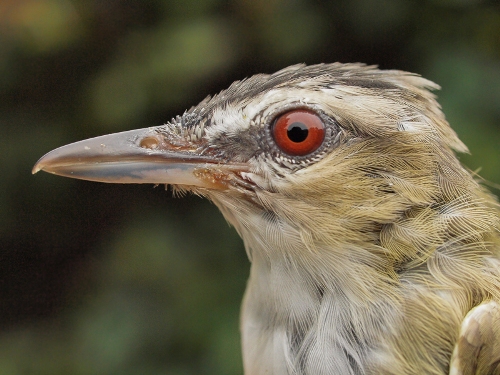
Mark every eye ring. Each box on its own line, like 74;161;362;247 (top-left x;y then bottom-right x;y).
272;109;325;156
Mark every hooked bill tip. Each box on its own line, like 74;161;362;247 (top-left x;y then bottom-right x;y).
32;157;46;175
32;161;44;174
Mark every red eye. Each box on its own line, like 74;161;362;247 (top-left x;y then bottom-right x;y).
272;110;325;156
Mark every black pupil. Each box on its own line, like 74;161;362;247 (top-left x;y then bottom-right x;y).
287;122;308;143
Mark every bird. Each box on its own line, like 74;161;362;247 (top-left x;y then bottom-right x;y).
33;63;500;375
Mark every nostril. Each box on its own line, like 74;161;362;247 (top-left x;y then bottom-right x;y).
140;137;159;149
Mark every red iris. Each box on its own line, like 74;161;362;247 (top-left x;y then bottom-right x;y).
272;110;325;156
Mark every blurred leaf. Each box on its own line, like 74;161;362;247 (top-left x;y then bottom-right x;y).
424;49;500;186
1;0;84;54
89;17;239;130
259;5;326;62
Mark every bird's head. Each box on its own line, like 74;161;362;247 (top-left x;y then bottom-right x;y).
35;63;490;274
34;63;500;375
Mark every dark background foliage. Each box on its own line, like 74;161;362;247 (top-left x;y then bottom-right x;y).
1;0;499;374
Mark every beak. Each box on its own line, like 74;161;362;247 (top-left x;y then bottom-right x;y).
33;127;243;189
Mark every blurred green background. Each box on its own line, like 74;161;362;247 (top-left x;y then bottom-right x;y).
0;0;499;374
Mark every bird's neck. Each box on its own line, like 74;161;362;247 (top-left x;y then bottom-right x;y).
240;245;401;375
212;195;400;375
